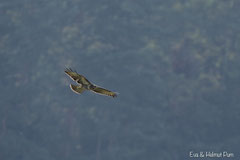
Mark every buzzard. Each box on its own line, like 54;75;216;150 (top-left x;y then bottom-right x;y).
65;68;117;98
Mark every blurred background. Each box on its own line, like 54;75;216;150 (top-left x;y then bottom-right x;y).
0;0;240;159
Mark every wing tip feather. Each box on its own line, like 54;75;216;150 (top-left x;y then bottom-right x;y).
112;92;119;98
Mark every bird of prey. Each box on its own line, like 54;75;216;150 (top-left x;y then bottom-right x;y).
65;68;117;98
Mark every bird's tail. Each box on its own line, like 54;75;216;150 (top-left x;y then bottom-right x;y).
70;84;85;94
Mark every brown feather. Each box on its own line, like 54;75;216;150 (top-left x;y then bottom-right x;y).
65;68;92;85
92;86;117;98
65;68;118;98
70;84;85;94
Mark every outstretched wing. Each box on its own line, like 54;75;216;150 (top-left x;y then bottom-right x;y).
91;86;117;98
65;68;92;85
70;84;85;94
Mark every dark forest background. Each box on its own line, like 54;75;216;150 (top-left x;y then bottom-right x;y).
0;0;240;159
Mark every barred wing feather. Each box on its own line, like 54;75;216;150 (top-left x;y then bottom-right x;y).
65;68;92;85
92;86;117;98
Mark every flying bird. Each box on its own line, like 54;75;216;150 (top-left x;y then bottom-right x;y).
65;68;117;98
